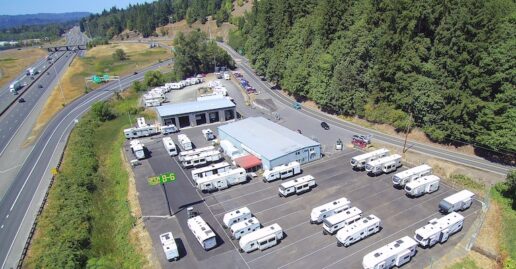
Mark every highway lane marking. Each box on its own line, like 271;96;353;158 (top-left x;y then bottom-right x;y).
0;164;22;174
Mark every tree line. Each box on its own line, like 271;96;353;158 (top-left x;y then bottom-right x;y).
229;0;515;158
0;22;73;42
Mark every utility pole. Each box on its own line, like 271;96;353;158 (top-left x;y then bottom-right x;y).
162;183;173;216
53;64;67;105
402;110;413;154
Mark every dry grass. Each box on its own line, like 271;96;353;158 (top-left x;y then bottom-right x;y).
0;48;47;87
232;0;253;17
157;19;236;42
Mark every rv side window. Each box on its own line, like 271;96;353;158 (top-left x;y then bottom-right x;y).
250;243;255;248
368;227;375;232
268;238;275;243
259;241;267;246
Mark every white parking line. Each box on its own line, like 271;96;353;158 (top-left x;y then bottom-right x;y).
261;209;304;226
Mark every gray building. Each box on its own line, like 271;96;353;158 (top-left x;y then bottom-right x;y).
218;117;322;170
155;98;236;129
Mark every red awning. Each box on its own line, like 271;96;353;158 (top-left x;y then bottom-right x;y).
234;155;262;169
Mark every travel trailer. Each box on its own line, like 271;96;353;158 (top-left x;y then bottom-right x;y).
196;168;247;192
159;232;179;261
178;146;216;161
263;161;301;182
392;164;432;187
220;140;241;158
223;207;252;228
365;154;402;176
160;124;178;134
162;137;178;156
278;175;316;197
130;140;145;160
181;150;222;168
310;197;351;224
414;212;464;247
439;190;475;214
362;236;418;269
191;162;231;182
336;215;381;247
405;175;440;197
322;207;362;235
123;125;159;139
350;149;390;170
239;223;283;253
177;134;193;151
230;217;261;240
187;216;217;250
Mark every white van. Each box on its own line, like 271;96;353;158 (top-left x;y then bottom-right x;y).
263;161;301;182
222;207;252;228
310;197;351;224
187;216;217;250
439;190;475;214
278;175;316;197
392;164;432;187
350;148;389;170
414;212;464;247
239;223;283;253
336;215;381;247
162;137;178;156
362;236;418;269
405;175;440;197
160;232;179;261
322;207;362;235
230;217;261;240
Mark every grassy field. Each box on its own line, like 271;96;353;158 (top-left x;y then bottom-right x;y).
491;183;516;266
0;48;47;87
446;258;482;269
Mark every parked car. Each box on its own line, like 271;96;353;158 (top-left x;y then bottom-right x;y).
292;102;301;110
38;84;43;88
321;121;330;130
18;98;25;103
353;134;372;144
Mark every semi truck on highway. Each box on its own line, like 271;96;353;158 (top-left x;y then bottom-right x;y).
9;80;22;94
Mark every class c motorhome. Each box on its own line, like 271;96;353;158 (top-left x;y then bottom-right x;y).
177;134;193;151
159;232;179;261
191;162;231;182
187;216;217;250
336;215;381;247
196;168;247;192
162;137;178;156
222;207;252;228
310;197;351;224
362;236;418;269
230;217;261;240
365;154;402;176
392;164;432;188
439;190;475;214
322;207;362;235
404;175;440;197
278;175;316;197
263;161;301;182
350;149;390;170
202;129;215;140
239;223;283;253
130;140;145;159
414;212;464;247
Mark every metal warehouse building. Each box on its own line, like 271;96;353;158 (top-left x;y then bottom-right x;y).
155;98;236;129
218;117;322;170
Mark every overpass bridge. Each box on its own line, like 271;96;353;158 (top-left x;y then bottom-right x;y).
46;44;87;52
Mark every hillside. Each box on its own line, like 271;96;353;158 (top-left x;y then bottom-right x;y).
0;12;89;29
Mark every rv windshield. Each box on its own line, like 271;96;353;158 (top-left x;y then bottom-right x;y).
439;200;452;211
279;185;286;192
415;234;424;241
405;186;412;191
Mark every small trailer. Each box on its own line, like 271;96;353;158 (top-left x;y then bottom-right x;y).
392;164;432;187
162;137;178;156
230;217;261;240
124;125;159;139
337;214;381;247
365;154;402;176
350;148;390;170
362;236;418;269
414;212;464;247
137;117;147;128
177;134;193;151
263;161;301;182
191;162;231;182
187;216;217;250
220;140;241;158
323;207;362;235
159;232;179;261
202;129;215;140
178;146;216;161
278;175;316;197
239;223;283;253
181;150;222;168
196;168;247;193
222;207;252;228
439;190;475;214
310;197;351;224
130;140;145;160
404;175;440;197
160;124;178;134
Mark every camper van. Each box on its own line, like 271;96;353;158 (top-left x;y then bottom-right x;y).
310;197;351;224
187;216;217;250
414;212;464;247
239;223;283;253
123;125;159;139
439;190;475;214
162;137;178;156
365;154;402;176
197;168;247;192
202;129;215;140
322;207;362;235
223;207;252;228
392;164;432;187
350;148;390;170
362;236;418;269
191;162;231;182
405;175;440;197
159;232;179;261
181;150;222;168
278;175;316;197
177;134;193;151
130;140;145;159
160;124;178;134
336;215;381;247
230;217;261;240
178;146;216;161
263;162;301;182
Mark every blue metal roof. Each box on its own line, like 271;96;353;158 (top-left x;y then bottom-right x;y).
218;117;320;160
156;98;235;117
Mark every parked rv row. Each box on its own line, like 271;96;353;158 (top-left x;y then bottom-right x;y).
165;75;204;91
143;87;168;107
124;117;178;139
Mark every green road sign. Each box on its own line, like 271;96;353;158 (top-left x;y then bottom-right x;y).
148;172;176;186
103;74;110;81
92;75;101;84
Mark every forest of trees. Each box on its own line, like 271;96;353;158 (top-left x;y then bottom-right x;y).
228;0;515;157
0;22;73;42
79;0;233;38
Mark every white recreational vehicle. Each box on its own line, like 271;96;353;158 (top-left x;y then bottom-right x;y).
181;150;222;168
178;146;216;161
162;137;178;156
177;134;193;151
230;217;261;240
263;161;301;182
202;129;215;140
220;140;241;159
130;140;145;160
278;175;316;197
310;197;351;224
239;223;283;253
159;232;179;261
336;215;381;247
439;190;475;214
392;164;432;187
362;236;418;269
196;168;247;192
137;117;147;128
124;125;159;139
160;124;178;134
405;175;440;197
350;148;390;170
414;212;464;247
322;207;362;235
365;154;402;176
187;216;217;250
222;207;252;228
191;162;231;182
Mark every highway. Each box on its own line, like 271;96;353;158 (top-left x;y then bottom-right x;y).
218;42;513;176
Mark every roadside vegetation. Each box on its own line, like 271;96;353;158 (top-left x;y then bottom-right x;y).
0;48;47;87
491;170;516;268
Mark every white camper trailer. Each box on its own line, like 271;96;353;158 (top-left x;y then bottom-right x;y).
181;150;222;168
160;124;178;134
405;175;440;197
202;129;215;140
263;161;301;182
362;236;418;269
337;215;381;247
278;175;316;197
130;140;145;159
350;148;390;170
392;164;432;187
310;197;351;224
239;223;283;253
159;232;179;261
196;168;247;192
123;125;159;139
178;146;216;161
365;154;402;176
439;190;475;214
177;134;193;151
230;217;261;240
322;207;362;235
220;140;241;158
222;207;252;228
137;117;147;128
414;212;464;247
187;216;217;250
191;162;231;182
162;137;178;156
